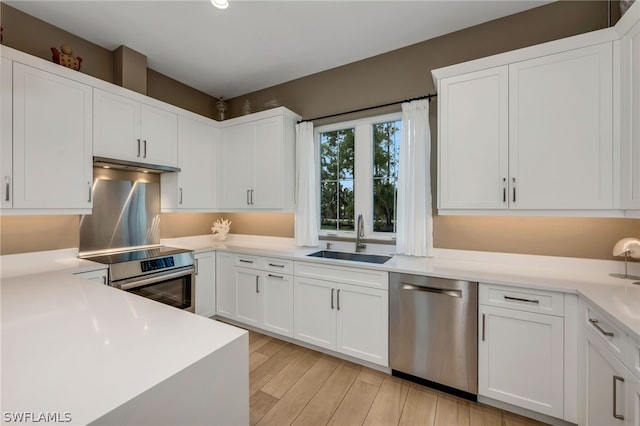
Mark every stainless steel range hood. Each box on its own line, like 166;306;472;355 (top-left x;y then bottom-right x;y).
93;156;180;174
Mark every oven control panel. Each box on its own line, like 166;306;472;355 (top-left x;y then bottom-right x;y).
141;256;175;272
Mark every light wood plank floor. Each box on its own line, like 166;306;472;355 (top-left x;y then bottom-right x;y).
246;329;549;426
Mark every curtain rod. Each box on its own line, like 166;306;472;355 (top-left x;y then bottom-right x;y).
297;93;437;124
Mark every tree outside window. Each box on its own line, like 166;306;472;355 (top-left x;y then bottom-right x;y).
320;128;354;231
373;121;400;233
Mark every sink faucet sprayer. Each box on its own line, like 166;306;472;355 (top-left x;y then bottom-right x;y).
356;214;366;252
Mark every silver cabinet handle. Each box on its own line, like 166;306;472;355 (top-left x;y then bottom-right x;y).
502;178;506;203
512;177;516;202
179;188;183;205
504;295;539;304
337;289;341;310
589;318;614;337
195;258;199;275
4;176;9;202
268;263;285;268
330;288;334;309
246;189;250;205
102;275;107;285
268;274;284;279
88;182;92;202
482;313;486;341
402;283;462;298
239;259;253;264
255;275;259;293
143;140;147;158
137;139;141;157
613;375;625;420
250;189;254;205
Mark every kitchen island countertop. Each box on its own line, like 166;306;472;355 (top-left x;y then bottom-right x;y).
1;266;248;425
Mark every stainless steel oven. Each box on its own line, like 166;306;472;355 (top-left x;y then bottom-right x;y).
82;247;195;312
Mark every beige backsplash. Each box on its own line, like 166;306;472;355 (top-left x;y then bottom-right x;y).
3;212;637;261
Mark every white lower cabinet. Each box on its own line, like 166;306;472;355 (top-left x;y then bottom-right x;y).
478;283;567;420
216;252;235;319
479;305;564;418
293;265;388;367
194;251;215;317
629;373;640;426
216;252;293;338
580;299;638;426
73;268;108;285
584;329;627;425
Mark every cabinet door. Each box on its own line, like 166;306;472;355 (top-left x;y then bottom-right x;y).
220;123;253;208
194;251;216;317
140;103;178;167
438;66;509;209
235;267;261;327
73;269;108;285
621;21;640;210
583;330;627;426
479;305;564;418
262;272;293;337
1;57;12;208
93;88;140;161
12;63;92;209
509;43;613;209
293;276;336;350
336;283;388;366
629;373;640;426
215;252;235;319
176;116;218;208
252;117;284;208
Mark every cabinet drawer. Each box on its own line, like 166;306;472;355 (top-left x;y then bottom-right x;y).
479;283;564;316
260;257;293;274
294;261;388;290
583;301;627;361
233;253;261;269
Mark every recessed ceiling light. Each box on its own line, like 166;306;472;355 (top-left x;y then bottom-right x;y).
211;0;228;10
103;165;111;169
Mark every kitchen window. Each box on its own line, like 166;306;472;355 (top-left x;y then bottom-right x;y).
317;112;401;240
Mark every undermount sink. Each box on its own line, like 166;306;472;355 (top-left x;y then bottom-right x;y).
307;250;392;264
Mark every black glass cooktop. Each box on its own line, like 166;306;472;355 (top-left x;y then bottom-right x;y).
81;246;191;265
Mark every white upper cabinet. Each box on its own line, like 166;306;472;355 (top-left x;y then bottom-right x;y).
433;31;618;215
509;43;613;210
219;107;299;211
161;114;218;211
438;66;509;209
620;18;640;212
1;57;12;209
12;62;93;209
94;88;178;167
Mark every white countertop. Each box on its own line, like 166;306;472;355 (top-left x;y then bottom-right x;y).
1;262;246;425
163;234;640;340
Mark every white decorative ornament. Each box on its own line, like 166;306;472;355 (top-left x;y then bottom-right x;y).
610;237;640;280
211;218;232;241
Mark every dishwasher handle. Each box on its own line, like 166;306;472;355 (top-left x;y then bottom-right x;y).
401;283;462;298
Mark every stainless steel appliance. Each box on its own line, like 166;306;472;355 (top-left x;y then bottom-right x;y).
82;247;195;312
79;172;194;311
389;273;478;400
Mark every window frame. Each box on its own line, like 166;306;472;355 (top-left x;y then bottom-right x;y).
315;111;402;241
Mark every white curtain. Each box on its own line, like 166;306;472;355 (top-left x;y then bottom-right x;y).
294;121;319;247
396;99;433;257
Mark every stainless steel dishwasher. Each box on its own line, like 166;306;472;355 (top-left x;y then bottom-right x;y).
389;273;478;400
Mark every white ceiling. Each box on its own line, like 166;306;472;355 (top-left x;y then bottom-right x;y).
6;0;552;99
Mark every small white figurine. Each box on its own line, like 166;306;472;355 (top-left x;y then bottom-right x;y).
211;218;232;241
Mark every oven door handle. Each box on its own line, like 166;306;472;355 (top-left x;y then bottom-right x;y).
117;267;195;291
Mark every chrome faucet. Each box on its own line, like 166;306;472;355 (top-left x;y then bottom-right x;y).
355;214;366;252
